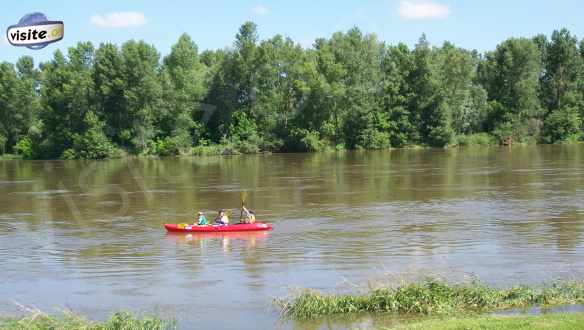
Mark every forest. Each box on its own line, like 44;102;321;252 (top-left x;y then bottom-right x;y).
1;22;583;159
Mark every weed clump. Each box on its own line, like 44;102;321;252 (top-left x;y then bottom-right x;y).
0;311;175;330
277;279;584;319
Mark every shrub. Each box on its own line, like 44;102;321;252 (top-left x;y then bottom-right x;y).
71;134;117;160
236;139;260;154
427;125;454;147
228;111;258;140
356;128;390;149
61;149;76;160
191;145;223;156
67;112;118;159
288;128;324;152
454;133;497;147
541;107;582;144
148;135;189;156
492;121;516;145
14;137;35;159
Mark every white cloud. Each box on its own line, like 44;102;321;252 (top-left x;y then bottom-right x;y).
398;0;451;20
252;5;270;16
90;11;147;28
2;35;8;45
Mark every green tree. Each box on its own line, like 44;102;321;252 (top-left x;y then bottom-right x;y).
299;28;384;149
409;35;453;146
381;43;415;147
337;29;385;149
93;43;126;144
435;43;488;135
157;33;207;154
4;24;584;159
120;40;162;152
0;57;39;154
541;106;581;143
479;37;543;142
38;43;97;158
205;22;260;141
542;29;583;111
254;35;308;135
0;63;20;152
67;111;117;159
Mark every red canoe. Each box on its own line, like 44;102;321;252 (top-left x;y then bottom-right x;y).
164;222;272;233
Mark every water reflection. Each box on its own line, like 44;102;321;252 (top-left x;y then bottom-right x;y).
165;231;270;254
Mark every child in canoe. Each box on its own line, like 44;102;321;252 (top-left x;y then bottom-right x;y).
241;206;256;224
195;211;208;226
214;209;230;225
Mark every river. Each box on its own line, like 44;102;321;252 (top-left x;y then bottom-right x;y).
1;145;584;329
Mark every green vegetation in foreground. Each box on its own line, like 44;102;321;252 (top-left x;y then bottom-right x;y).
277;279;584;319
1;24;584;160
0;311;174;330
389;313;584;330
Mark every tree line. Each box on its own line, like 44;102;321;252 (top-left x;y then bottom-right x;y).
1;22;583;159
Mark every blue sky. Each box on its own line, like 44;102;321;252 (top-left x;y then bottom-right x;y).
1;0;583;64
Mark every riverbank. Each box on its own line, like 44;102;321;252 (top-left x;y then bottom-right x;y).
278;279;584;319
0;311;174;330
392;313;584;330
3;309;584;330
3;138;582;161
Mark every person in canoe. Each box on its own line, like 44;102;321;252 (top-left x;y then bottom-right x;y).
214;209;230;225
241;206;256;224
196;211;208;226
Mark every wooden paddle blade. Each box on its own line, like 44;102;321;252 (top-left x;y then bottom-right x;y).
240;190;248;207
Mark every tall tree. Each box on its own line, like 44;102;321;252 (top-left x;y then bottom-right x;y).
252;35;310;149
542;29;583;111
205;22;260;140
381;43;415;147
120;40;162;152
408;35;453;146
39;43;98;157
0;57;39;154
479;37;543;141
0;63;19;153
158;33;207;152
93;43;126;144
435;42;487;134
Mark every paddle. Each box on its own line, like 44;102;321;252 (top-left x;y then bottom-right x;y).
240;190;248;220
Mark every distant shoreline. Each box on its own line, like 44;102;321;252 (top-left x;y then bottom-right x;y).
2;140;582;161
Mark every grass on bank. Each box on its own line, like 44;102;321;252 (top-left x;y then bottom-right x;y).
389;313;584;330
0;311;174;330
277;279;584;319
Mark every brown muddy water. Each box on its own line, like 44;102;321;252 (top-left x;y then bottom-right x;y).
1;145;584;329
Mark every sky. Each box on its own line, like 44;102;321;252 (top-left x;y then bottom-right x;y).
1;0;583;64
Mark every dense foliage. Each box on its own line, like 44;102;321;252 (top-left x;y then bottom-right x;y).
278;279;584;319
1;24;583;159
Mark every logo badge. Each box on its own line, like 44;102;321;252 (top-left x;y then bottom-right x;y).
6;12;64;50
